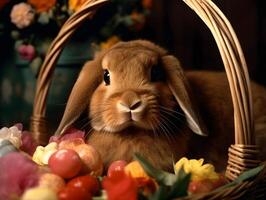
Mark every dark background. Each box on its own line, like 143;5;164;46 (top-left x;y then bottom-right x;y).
1;0;265;84
145;0;266;85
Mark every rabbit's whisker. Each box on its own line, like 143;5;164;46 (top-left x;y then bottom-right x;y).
157;116;173;143
159;113;180;134
159;106;186;117
149;116;159;138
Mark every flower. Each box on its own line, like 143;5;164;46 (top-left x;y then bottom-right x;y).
125;160;150;179
10;3;35;29
125;161;157;195
27;0;56;13
0;153;39;199
68;0;87;12
100;36;121;50
142;0;153;9
20;131;38;156
49;127;85;143
130;11;146;31
17;44;36;61
0;125;22;148
175;157;219;182
1;0;150;75
32;142;58;165
102;171;138;200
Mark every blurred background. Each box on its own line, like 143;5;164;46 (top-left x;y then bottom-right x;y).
0;0;265;130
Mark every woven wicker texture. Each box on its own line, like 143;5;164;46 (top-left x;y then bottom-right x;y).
30;0;265;199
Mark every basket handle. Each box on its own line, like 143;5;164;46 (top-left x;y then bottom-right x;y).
182;0;260;180
30;0;260;180
30;0;109;145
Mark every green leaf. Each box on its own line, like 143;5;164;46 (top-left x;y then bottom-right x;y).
38;13;50;25
30;57;42;76
167;168;191;198
11;31;20;40
233;165;264;183
149;186;168;200
148;170;191;200
134;153;178;186
215;165;264;192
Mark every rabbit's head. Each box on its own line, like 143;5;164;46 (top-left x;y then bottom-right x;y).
56;40;207;137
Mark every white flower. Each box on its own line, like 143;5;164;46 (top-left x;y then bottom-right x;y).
10;3;35;29
0;126;22;148
32;142;58;165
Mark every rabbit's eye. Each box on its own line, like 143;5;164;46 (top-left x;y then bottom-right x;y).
103;69;110;85
151;65;166;82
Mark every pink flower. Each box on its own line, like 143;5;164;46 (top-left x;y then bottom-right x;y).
49;127;85;143
0;153;39;199
10;2;35;29
17;44;36;61
20;131;38;156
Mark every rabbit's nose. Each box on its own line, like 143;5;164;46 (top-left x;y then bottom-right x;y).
117;99;143;112
129;100;142;110
117;91;144;113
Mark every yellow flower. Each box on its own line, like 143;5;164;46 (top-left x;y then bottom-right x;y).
175;157;219;181
125;160;150;179
32;142;58;165
68;0;87;12
100;36;120;50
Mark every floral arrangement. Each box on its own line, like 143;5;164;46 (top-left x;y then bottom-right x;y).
0;125;263;200
0;0;152;74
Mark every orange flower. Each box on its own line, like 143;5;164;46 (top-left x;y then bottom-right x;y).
130;11;146;31
27;0;56;13
125;161;157;195
142;0;153;9
100;36;120;50
69;0;87;12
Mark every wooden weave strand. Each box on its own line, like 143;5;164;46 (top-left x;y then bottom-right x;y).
182;0;260;180
30;0;109;144
30;116;49;145
226;144;260;180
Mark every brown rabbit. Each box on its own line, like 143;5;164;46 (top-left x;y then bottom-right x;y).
56;40;266;172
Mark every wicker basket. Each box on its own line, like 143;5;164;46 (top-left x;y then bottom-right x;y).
29;0;266;199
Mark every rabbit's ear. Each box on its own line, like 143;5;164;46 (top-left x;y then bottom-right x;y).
161;55;208;136
55;59;103;135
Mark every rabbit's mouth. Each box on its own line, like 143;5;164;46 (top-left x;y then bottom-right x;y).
93;118;156;133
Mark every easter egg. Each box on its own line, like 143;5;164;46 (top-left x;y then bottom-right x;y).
58;138;85;149
67;175;100;195
39;173;65;192
21;187;58;200
48;149;82;179
59;142;103;176
58;186;92;200
107;160;127;177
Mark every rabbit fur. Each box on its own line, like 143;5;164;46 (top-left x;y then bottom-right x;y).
56;40;266;172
